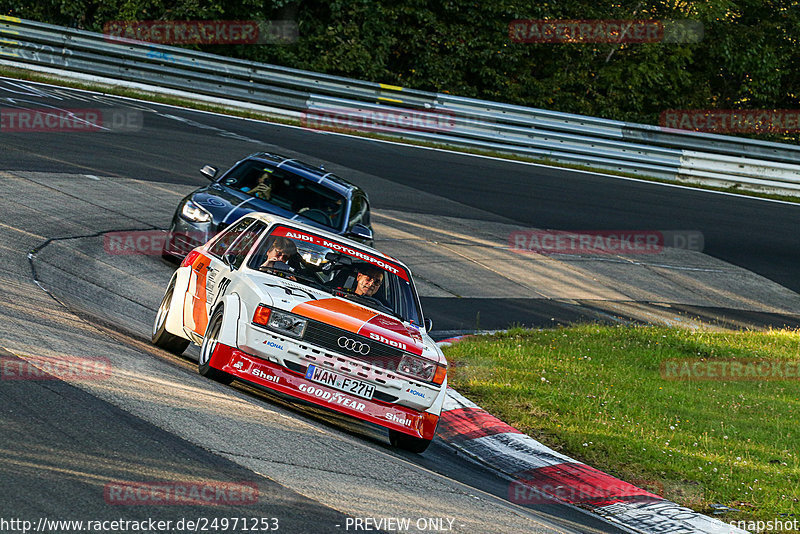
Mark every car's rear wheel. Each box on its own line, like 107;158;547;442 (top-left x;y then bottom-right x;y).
152;280;190;354
389;429;432;454
198;307;234;385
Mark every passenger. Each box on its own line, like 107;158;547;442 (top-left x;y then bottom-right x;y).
243;171;273;200
260;237;297;270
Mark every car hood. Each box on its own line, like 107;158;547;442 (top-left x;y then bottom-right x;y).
191;185;339;233
249;272;442;364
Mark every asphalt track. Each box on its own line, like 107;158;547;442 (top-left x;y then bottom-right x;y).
2;78;800;332
0;170;616;534
0;78;632;534
1;76;799;533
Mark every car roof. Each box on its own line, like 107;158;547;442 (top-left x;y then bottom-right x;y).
241;213;407;269
244;152;364;199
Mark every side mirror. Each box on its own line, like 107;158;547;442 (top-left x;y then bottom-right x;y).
424;317;433;331
347;224;373;242
200;165;218;181
222;252;237;270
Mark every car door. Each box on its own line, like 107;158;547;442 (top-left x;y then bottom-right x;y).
205;220;267;316
184;218;253;337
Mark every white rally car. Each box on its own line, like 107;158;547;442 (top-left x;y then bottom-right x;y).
152;213;447;452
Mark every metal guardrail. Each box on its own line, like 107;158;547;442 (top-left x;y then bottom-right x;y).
2;15;800;194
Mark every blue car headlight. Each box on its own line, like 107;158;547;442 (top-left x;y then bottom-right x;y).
181;200;212;223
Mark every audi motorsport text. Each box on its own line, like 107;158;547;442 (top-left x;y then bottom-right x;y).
152;213;447;453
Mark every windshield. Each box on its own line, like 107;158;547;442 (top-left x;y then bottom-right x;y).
220;160;347;231
248;225;423;325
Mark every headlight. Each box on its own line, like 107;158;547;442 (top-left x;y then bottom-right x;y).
252;306;307;339
398;354;439;383
180;200;212;223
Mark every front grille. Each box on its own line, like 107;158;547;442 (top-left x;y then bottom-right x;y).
173;236;202;254
303;320;404;372
372;391;399;403
284;360;305;374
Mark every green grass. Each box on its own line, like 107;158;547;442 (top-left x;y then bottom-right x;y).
2;64;800;205
443;325;800;526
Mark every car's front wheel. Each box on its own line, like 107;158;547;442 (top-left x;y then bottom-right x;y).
198;307;234;385
152;280;190;354
389;429;432;454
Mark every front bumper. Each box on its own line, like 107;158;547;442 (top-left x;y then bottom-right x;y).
209;342;440;440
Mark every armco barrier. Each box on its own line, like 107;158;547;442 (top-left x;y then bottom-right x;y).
2;15;800;195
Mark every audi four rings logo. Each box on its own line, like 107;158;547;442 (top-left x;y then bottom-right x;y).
337;336;370;355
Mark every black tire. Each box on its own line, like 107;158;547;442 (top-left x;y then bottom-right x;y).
198;307;234;385
152;280;190;354
389;429;432;454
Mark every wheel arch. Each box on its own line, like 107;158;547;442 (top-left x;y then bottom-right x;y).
426;376;448;417
209;293;241;348
164;267;191;338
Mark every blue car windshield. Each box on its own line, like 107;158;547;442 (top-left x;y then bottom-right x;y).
221;160;347;231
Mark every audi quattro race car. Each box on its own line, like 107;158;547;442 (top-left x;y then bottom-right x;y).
162;152;373;260
152;213;446;453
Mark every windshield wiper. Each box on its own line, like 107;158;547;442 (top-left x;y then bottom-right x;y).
258;265;327;293
291;273;329;292
262;282;317;300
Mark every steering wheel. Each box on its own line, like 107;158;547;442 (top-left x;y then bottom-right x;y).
298;208;333;226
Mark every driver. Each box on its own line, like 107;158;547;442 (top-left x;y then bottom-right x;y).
325;198;343;220
298;198;343;225
354;265;384;297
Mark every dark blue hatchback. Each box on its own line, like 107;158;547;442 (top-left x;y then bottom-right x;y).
162;152;373;260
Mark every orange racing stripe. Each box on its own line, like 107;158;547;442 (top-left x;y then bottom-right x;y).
291;298;377;334
190;252;210;335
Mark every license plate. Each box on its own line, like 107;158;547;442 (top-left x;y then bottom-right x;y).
305;365;375;400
